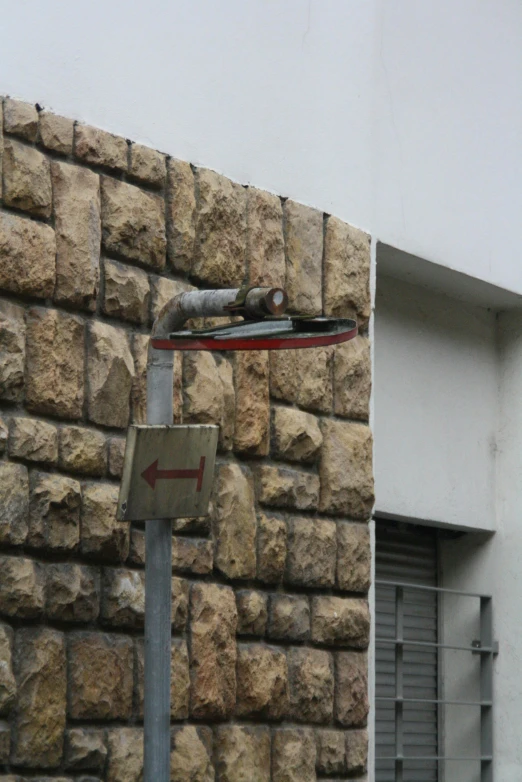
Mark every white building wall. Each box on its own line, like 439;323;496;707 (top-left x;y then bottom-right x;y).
1;0;521;292
440;312;522;780
374;275;522;780
374;275;498;532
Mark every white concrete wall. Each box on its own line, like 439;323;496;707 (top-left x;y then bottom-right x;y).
438;311;522;780
374;280;522;780
374;275;498;532
1;0;521;292
372;0;522;293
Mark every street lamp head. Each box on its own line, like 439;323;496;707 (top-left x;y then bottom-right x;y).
150;286;358;350
151;315;357;351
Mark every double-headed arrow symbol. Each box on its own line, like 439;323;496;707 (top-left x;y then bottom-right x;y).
141;455;206;491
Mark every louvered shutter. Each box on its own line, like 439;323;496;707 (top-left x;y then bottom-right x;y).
375;524;439;782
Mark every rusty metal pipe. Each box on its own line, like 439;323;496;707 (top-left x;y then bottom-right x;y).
150;286;287;339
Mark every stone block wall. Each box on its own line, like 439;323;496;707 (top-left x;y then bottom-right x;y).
0;97;374;782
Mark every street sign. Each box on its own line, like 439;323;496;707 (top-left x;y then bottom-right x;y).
117;425;218;521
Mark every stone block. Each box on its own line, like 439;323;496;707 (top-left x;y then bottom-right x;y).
106;728;143;782
270;346;333;413
288;647;334;724
346;729;368;774
65;728;107;772
268;594;310;642
130;333;148;425
172;536;213;575
286;517;337;588
59;426;107;477
0;212;55;298
312;596;370;648
183;351;235;450
150;275;194;320
172;577;189;632
189;582;237;719
338;522;371;592
173;515;211;536
334;335;371;420
166;158;196;273
336;652;369;727
236;590;268;636
75;125;128;172
12;627;66;767
316;729;346;775
283;200;323;316
0;300;25;401
170;726;214;782
39;112;74;155
9;417;58;464
234;351;269;455
247;186;285;287
3;139;52;217
102;258;150;324
212;463;256;579
135;637;189;720
51;161;101;310
127;528;145;567
0;418;6;454
87;321;134;428
81;483;130;563
272;729;316;782
101;568;144;629
29;472;81;551
319;420;374;519
101;177;166;269
324;217;371;326
35;777;75;782
0;462;29;545
0;556;45;618
108;437;126;478
256;465;319;511
3;98;38;141
215;725;270;782
0;624;16;716
46;564;100;623
236;644;288;720
0;721;10;763
272;406;323;463
129;143;165;186
25;308;84;419
68;633;133;720
193;167;246;285
257;513;287;583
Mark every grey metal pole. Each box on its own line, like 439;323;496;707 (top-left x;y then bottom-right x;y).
144;286;286;782
144;346;174;782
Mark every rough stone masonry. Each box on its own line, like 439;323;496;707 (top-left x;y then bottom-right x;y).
0;97;374;782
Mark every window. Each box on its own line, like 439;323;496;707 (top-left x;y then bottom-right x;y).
375;522;494;782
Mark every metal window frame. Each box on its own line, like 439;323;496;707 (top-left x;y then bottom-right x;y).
375;579;495;781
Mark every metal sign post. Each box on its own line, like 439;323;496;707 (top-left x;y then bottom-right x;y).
119;286;359;782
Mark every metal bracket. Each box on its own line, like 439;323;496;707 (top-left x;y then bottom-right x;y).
472;639;499;656
223;285;257;316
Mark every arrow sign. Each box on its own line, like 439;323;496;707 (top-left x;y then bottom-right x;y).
117;425;218;520
141;456;206;491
